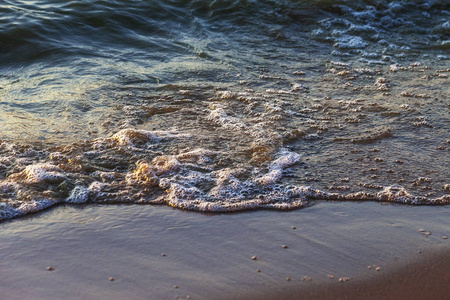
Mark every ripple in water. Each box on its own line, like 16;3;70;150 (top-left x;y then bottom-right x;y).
0;0;448;220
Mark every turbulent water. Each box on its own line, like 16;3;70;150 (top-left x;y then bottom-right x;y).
0;0;449;220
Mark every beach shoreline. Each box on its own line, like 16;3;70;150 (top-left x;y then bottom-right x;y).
1;1;449;299
1;202;449;299
241;247;450;300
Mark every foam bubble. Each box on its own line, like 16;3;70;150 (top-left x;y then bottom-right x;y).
0;203;19;221
207;105;247;130
151;156;180;175
270;149;302;170
88;181;105;193
331;50;352;57
334;36;367;49
157;178;450;212
16;199;55;215
255;149;301;186
331;61;350;67
66;186;90;204
129;155;181;186
216;91;237;99
92;171;118;182
442;21;450;31
21;164;66;184
112;129;158;146
150;148;306;211
0;182;18;194
255;170;283;186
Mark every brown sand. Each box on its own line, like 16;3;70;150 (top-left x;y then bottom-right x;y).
242;247;450;300
0;202;449;299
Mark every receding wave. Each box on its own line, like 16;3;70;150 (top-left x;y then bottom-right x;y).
0;0;449;221
0;124;448;221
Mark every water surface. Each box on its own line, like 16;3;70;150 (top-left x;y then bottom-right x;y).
0;0;449;220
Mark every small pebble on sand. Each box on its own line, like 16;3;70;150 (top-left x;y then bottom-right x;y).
46;267;54;271
251;256;259;260
368;265;372;269
291;226;297;229
376;267;381;271
109;277;115;281
286;277;291;281
174;285;179;289
282;245;289;249
328;275;334;279
161;253;167;256
302;276;312;282
443;236;448;239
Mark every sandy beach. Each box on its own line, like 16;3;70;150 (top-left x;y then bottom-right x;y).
1;201;449;300
247;246;450;300
1;1;449;299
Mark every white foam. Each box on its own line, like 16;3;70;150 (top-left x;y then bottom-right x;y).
350;6;376;21
151;156;181;175
209;168;250;200
270;149;302;170
255;148;302;186
354;68;376;75
334;36;367;49
49;152;69;161
442;21;450;31
160;181;205;203
16;199;55;215
388;2;404;13
331;61;350;67
22;164;66;184
93;171;118;181
0;203;19;221
375;185;418;204
158;175;310;212
291;83;309;92
207;105;247;130
255;169;283;186
66;186;90;204
319;18;353;29
440;40;450;48
390;64;400;72
112;128;159;146
264;103;283;113
255;149;301;186
88;181;105;193
216;91;237;99
265;89;295;95
0;182;18;194
331;50;352;57
150;147;306;211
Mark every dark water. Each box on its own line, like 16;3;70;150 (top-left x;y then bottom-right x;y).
0;0;449;220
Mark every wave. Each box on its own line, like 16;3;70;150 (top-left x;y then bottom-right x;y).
1;0;448;65
0;127;448;222
0;0;449;221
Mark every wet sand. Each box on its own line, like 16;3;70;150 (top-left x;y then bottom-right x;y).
246;247;450;300
0;202;449;300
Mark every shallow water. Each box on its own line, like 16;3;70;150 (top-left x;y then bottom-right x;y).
0;203;449;299
0;0;449;220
